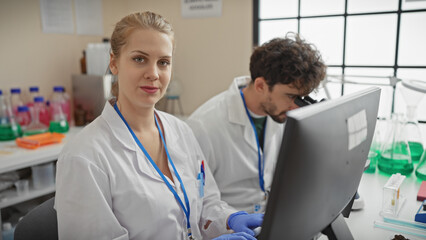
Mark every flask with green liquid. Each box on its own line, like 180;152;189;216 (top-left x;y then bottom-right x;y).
0;89;22;141
400;80;424;162
416;151;426;180
378;113;413;175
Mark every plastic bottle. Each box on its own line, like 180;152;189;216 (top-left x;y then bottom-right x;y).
34;96;50;127
26;86;40;108
62;87;71;122
24;96;49;136
50;86;71;122
10;88;24;117
2;222;14;240
49;87;69;133
0;89;7;125
0;89;22;141
16;105;31;130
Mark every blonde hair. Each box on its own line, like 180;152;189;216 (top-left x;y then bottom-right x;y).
110;11;174;98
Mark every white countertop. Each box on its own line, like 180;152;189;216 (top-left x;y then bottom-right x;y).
0;127;83;174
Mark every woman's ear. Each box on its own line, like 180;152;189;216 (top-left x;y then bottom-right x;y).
109;53;118;75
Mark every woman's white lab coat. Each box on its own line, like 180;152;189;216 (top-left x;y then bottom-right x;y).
55;102;235;240
186;76;284;213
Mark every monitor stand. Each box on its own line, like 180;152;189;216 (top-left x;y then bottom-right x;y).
321;214;354;240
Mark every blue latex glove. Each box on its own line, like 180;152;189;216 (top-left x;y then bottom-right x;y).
227;211;263;236
213;232;257;240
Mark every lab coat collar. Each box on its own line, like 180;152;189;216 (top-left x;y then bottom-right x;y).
226;76;282;151
101;101;138;152
100;101;180;153
101;102;186;184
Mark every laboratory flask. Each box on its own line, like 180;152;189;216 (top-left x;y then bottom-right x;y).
0;90;22;141
24;96;48;136
377;113;413;175
400;80;424;162
416;150;426;180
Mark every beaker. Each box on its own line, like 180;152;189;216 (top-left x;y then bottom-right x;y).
378;113;414;175
416;151;426;180
400;80;424;162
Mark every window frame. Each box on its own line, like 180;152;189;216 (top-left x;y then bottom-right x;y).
253;0;426;123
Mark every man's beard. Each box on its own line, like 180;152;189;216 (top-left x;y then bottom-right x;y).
261;101;287;123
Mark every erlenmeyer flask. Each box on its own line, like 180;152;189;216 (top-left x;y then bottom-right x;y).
377;113;413;175
400;81;424;162
0;90;22;141
416;151;426;180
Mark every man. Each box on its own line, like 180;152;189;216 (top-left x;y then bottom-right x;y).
186;33;327;213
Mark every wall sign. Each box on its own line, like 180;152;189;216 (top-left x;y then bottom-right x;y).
181;0;222;18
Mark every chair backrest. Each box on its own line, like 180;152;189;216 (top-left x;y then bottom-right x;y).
14;197;58;240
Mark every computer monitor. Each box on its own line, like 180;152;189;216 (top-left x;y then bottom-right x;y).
258;87;381;240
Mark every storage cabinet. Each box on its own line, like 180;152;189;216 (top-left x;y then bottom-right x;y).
0;127;81;239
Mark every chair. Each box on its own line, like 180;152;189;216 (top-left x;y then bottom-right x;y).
14;197;58;240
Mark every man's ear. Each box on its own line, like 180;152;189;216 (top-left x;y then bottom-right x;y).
109;53;118;75
254;77;268;94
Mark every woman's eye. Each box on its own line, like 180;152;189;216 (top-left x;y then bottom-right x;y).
133;57;144;63
159;60;171;66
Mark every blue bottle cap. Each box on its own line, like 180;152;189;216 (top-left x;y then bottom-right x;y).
18;105;29;112
34;96;44;102
29;86;39;92
53;86;64;92
0;89;2;95
11;88;21;94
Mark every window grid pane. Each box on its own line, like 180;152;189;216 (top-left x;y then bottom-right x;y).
300;0;345;16
300;17;344;65
259;20;298;45
345;14;397;66
398;12;426;66
260;0;298;19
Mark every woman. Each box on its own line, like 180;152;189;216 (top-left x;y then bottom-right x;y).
55;11;261;240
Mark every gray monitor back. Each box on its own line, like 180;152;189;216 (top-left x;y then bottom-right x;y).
259;87;381;240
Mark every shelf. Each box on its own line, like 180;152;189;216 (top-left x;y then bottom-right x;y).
0;184;55;209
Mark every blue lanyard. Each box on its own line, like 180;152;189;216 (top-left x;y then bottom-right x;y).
239;89;266;193
113;103;193;238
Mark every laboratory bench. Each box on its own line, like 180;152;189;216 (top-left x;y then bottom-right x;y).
344;170;425;239
0;127;82;239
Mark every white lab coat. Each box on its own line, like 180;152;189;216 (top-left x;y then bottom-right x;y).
186;76;284;213
55;101;235;240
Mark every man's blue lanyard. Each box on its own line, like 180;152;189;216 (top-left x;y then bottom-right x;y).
113;103;193;239
239;89;266;193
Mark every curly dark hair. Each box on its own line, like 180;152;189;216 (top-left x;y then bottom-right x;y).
249;33;326;95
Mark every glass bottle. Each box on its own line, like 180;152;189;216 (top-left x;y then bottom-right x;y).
377;113;414;175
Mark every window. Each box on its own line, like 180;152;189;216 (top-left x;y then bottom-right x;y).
254;0;426;121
